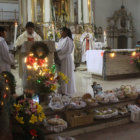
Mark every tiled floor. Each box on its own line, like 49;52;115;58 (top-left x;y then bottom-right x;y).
75;123;140;140
12;64;140;97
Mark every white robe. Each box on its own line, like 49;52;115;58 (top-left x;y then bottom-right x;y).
0;37;14;73
15;31;42;48
56;37;76;96
80;32;94;62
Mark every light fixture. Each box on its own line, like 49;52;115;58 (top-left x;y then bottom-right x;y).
131;51;136;57
110;53;116;58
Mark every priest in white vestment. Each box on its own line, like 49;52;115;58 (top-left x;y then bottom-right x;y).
80;28;94;62
55;27;76;96
15;22;42;78
0;27;15;73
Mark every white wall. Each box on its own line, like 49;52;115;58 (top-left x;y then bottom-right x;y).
95;0;140;43
0;2;19;20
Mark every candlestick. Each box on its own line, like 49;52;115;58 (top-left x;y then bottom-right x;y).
14;22;18;44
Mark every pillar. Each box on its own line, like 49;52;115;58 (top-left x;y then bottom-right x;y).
70;0;74;23
78;0;82;24
18;0;22;24
43;0;51;23
83;0;89;24
27;0;32;22
22;0;28;26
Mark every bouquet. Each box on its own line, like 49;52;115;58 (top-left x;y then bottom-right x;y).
36;68;69;94
130;52;140;70
13;99;46;140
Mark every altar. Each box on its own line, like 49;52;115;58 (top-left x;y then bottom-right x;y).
86;49;140;80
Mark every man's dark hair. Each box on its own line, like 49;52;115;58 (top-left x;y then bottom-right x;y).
25;22;35;28
0;26;6;33
137;41;140;44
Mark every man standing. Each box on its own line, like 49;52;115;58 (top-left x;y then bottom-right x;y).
80;27;94;62
15;22;42;79
15;22;42;47
0;27;15;73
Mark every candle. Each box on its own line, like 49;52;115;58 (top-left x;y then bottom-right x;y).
52;24;55;41
104;31;107;47
14;22;18;44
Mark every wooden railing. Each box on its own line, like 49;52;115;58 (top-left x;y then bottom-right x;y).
0;9;18;21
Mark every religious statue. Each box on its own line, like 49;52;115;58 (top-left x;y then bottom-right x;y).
80;27;95;62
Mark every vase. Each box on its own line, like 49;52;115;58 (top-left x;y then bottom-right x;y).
38;94;49;104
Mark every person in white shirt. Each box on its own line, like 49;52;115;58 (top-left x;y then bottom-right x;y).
55;27;76;96
80;27;94;62
0;27;15;73
15;22;42;47
15;22;42;78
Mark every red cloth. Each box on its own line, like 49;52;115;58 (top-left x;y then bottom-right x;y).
86;38;89;51
28;37;34;41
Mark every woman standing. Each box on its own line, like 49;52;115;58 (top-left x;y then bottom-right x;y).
55;27;76;96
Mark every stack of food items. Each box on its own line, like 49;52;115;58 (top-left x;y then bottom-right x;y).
94;107;118;119
68;97;87;109
45;116;67;132
49;94;72;111
114;85;139;99
82;93;98;107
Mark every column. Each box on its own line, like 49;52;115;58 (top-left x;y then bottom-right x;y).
22;0;28;26
18;0;22;24
70;0;74;23
43;0;51;23
83;0;89;24
78;0;82;24
27;0;32;22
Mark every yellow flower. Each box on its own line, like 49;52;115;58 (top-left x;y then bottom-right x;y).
37;104;43;114
51;85;57;91
38;112;46;122
27;76;32;80
14;103;22;112
16;115;24;124
29;114;38;124
41;113;46;119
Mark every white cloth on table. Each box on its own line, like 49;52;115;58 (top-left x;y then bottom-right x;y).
86;50;104;76
0;37;15;73
56;37;76;96
80;32;95;62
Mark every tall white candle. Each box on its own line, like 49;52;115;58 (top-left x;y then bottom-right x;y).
52;24;55;41
14;22;18;44
104;31;107;47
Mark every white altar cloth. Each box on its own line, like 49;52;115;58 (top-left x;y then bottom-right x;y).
86;50;104;76
86;49;136;76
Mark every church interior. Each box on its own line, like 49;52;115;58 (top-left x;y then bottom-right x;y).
1;0;140;140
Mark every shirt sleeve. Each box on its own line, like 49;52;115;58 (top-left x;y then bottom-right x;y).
15;34;24;48
57;37;74;60
0;41;14;65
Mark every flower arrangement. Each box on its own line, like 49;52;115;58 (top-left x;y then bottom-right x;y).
36;68;69;94
130;52;140;70
13;99;46;140
47;30;61;41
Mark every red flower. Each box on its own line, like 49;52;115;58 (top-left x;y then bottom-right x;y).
27;56;35;66
30;129;37;137
38;59;45;66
